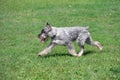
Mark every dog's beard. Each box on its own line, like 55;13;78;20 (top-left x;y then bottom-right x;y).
40;37;48;43
38;32;49;43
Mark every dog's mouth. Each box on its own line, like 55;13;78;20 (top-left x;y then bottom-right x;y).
40;37;48;43
38;35;48;43
38;32;49;43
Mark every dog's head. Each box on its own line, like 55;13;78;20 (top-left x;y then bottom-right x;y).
38;22;52;43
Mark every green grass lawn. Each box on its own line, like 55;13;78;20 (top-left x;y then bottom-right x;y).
0;0;120;80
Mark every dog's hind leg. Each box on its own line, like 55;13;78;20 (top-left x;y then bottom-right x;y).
77;40;85;57
67;42;77;56
77;45;85;57
76;33;87;57
86;37;103;51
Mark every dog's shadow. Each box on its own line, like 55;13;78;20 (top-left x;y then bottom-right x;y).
40;50;95;58
43;53;71;58
83;50;95;55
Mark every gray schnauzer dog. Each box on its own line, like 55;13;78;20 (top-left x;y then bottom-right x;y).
38;22;103;57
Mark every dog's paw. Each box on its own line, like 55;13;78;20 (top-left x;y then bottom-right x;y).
99;45;103;52
38;52;46;57
72;54;78;57
77;54;83;57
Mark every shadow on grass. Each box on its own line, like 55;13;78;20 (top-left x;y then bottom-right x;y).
38;50;95;58
44;53;71;58
83;50;96;56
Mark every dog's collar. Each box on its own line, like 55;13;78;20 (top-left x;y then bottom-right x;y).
51;35;56;39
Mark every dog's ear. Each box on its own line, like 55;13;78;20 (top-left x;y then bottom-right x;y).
46;22;50;26
46;22;50;25
46;22;52;31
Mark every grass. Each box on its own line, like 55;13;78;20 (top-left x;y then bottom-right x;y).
0;0;120;80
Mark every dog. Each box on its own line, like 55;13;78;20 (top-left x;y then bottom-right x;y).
38;22;103;57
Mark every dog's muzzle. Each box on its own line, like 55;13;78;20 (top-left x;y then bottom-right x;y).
38;33;48;43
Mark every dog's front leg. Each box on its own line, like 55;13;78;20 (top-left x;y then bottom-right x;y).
38;43;56;56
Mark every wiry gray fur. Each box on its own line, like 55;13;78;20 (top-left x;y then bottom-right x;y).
38;22;103;57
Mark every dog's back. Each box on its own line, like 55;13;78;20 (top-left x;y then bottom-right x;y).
53;26;89;41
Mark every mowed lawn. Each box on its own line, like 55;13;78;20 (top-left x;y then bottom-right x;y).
0;0;120;80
